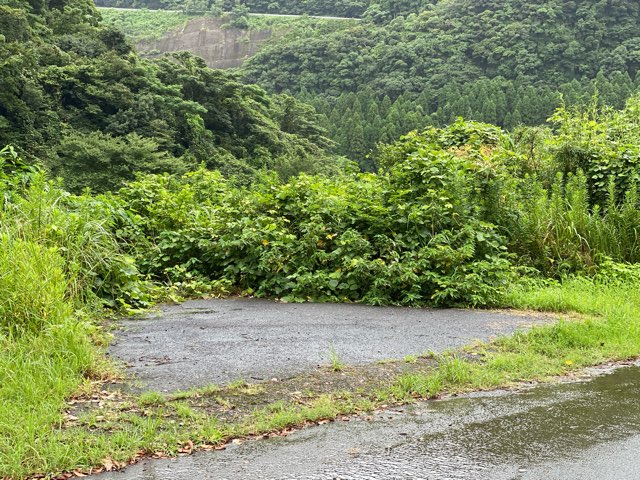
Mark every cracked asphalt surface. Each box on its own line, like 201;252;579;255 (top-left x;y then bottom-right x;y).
109;298;550;391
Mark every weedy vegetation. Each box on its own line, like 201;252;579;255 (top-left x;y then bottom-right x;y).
5;0;640;476
328;346;345;372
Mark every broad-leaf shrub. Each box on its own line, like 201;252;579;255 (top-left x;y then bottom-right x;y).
111;114;640;301
115;123;515;306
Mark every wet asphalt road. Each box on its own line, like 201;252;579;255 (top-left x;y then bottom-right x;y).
109;298;548;391
97;365;640;480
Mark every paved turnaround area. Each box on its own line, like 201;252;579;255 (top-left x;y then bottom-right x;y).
109;298;548;391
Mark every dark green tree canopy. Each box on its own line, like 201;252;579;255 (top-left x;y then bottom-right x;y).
235;0;640;167
0;0;340;191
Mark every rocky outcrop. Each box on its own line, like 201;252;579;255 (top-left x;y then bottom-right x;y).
137;17;272;69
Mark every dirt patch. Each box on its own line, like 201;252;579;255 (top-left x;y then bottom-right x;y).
182;356;438;422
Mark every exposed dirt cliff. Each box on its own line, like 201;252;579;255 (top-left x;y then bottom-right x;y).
137;17;273;68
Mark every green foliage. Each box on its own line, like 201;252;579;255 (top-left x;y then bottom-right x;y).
51;131;186;194
98;1;640;171
99;8;193;42
239;0;640;165
0;145;37;194
499;97;640;275
246;1;640;96
0;5;32;42
112;122;515;307
228;1;249;28
0;1;340;192
85;105;640;302
6;93;640;312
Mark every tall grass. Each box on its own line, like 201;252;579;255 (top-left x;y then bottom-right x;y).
1;173;149;310
0;151;142;477
510;171;640;274
0;321;99;476
0;236;70;335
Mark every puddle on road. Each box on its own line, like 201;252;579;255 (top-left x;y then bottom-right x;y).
405;365;640;478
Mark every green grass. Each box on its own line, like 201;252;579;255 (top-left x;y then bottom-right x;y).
138;391;166;407
328;346;345;372
99;8;193;42
246;14;357;30
403;354;418;364
391;276;640;399
170;383;219;400
0;322;103;477
227;378;248;389
0;236;70;335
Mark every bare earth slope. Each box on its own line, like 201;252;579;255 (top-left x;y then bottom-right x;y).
135;17;273;68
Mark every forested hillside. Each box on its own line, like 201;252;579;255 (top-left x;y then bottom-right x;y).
0;0;340;192
241;0;640;165
8;0;640;175
92;1;640;167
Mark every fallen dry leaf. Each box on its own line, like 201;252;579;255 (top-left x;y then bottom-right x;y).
102;457;116;472
177;440;194;454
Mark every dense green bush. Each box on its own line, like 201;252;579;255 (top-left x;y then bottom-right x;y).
4;98;640;314
549;98;640;206
111;121;516;306
101;107;640;303
499;98;640;274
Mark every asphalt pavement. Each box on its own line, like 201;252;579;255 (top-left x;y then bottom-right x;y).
109;298;549;391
